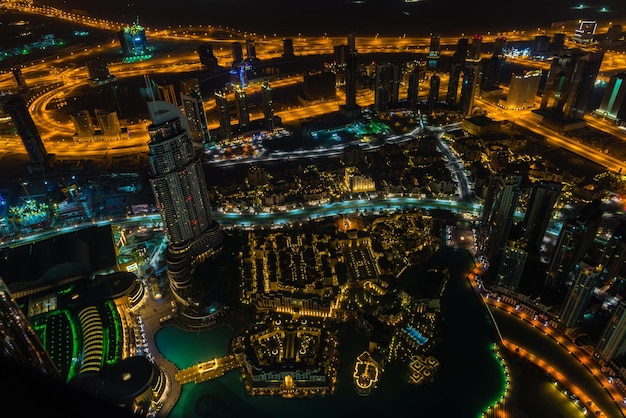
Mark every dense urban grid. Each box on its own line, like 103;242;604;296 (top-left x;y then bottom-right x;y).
2;0;626;417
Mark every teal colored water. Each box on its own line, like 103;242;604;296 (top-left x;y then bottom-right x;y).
156;247;506;418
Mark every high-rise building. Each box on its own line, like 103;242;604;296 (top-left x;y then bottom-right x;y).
1;94;52;169
538;49;605;120
559;261;601;329
12;68;27;90
406;61;427;111
0;276;62;381
234;86;250;130
459;59;483;116
593;72;626;124
340;33;360;115
480;55;506;92
261;81;275;132
86;57;115;87
154;81;178;106
470;35;483;60
95;109;121;138
232;42;244;64
427;73;440;114
501;69;541;110
485;175;522;260
600;220;626;282
496;241;528;290
596;300;626;362
117;20;149;56
197;43;219;70
446;60;463;107
428;33;441;58
70;110;96;138
522;181;563;255
373;62;401;112
546;200;603;288
453;38;469;60
492;37;507;56
533;35;551;56
302;71;337;101
179;78;210;148
214;89;231;140
146;100;223;313
283;39;295;58
246;38;257;61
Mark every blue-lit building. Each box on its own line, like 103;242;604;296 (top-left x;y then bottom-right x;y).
117;19;150;59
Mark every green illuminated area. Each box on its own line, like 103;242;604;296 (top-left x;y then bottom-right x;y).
122;53;153;64
31;294;125;382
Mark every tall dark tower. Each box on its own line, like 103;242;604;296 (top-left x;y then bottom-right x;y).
470;34;483;60
1;94;52;170
261;81;276;132
539;49;604;120
231;42;244;64
197;43;219;70
522;181;563;255
485;175;522;260
601;220;626;282
446;61;463;107
453;37;469;60
559;260;601;329
234;86;250;130
283;38;295;58
0;276;62;381
427;73;440;114
406;61;426;111
373;62;400;112
427;32;441;69
341;32;359;115
546;199;602;288
214;89;231;140
12;68;28;90
459;59;483;116
146;100;223;314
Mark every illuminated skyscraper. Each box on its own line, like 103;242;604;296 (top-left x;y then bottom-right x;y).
453;37;469;60
596;300;626;362
117;19;149;56
146;100;222;312
1;94;52;170
180;78;210;148
503;70;541;110
593;72;626;124
428;33;441;58
559;261;601;329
